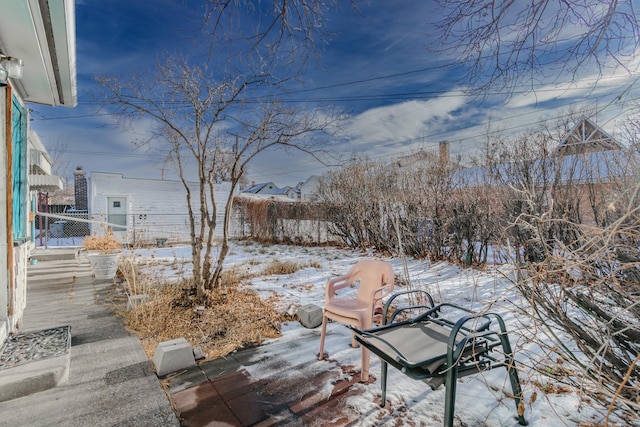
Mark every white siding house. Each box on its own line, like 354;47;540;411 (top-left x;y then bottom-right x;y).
29;130;64;191
89;172;235;244
297;175;321;200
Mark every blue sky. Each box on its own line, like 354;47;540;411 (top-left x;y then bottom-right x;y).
30;0;640;188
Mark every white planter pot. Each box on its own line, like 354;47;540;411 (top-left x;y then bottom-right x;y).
87;252;121;281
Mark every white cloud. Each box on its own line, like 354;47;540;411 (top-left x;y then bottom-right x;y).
345;93;468;151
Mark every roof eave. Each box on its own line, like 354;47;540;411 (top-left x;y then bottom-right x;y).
0;0;77;107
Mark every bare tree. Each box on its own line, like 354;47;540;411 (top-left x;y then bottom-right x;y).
95;0;352;300
97;54;338;298
433;1;640;95
45;139;71;185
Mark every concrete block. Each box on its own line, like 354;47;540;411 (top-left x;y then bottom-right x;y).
126;294;149;310
193;346;205;360
297;304;323;329
152;338;196;376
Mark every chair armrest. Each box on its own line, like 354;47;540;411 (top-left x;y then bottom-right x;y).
387;305;434;324
325;274;355;299
368;284;395;319
371;283;394;304
382;290;436;325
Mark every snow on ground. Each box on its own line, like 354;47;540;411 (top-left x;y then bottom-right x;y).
117;242;625;425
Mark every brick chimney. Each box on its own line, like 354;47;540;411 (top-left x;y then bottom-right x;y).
73;166;88;211
439;141;450;166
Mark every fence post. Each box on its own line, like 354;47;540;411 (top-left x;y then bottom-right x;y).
45;214;49;248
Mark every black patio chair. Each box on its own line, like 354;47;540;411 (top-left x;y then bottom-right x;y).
351;290;527;427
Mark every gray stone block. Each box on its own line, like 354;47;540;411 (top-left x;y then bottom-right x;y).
152;338;196;376
193;346;205;361
126;294;149;310
297;304;323;329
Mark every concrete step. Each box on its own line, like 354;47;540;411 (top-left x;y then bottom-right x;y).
30;247;81;262
28;259;79;275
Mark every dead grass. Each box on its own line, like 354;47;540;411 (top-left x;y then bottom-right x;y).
121;282;286;361
117;256;322;363
261;259;320;275
262;259;301;275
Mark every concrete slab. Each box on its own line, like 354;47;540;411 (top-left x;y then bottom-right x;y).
30;247;80;261
199;355;242;380
0;353;69;402
169;341;369;427
164;364;209;394
152;338;196;376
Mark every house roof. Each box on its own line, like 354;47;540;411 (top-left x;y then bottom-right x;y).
556;117;622;155
242;182;278;194
272;186;299;196
0;0;77;107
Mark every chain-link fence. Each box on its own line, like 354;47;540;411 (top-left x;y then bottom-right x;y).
35;200;341;248
34;210;244;248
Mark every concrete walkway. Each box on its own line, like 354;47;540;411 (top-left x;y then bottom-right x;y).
0;248;179;426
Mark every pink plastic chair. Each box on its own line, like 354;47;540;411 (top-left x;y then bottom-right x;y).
318;259;395;381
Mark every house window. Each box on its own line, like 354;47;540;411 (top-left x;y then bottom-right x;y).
11;95;27;240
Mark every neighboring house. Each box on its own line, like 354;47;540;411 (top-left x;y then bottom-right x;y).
555;117;622;156
272;186;299;199
296;175;321;200
242;181;280;196
454;118;635;224
28;130;64;192
0;0;77;345
29;130;66;243
550;118;633;223
393;141;454;170
242;179;323;200
88;172;235;244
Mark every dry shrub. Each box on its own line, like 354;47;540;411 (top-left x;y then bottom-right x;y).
83;225;122;253
512;180;640;420
216;258;318;286
262;259;301;275
234;196;331;245
123;282;285;360
117;256;149;296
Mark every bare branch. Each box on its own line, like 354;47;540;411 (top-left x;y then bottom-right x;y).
433;0;640;97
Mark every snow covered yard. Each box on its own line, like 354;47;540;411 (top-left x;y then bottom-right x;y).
129;241;626;426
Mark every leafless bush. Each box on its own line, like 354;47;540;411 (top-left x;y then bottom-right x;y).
233;197;333;245
510;178;640;420
314;153;502;264
316;161;399;252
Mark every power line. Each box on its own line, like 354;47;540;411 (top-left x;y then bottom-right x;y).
58;92;640;169
32;66;638;120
